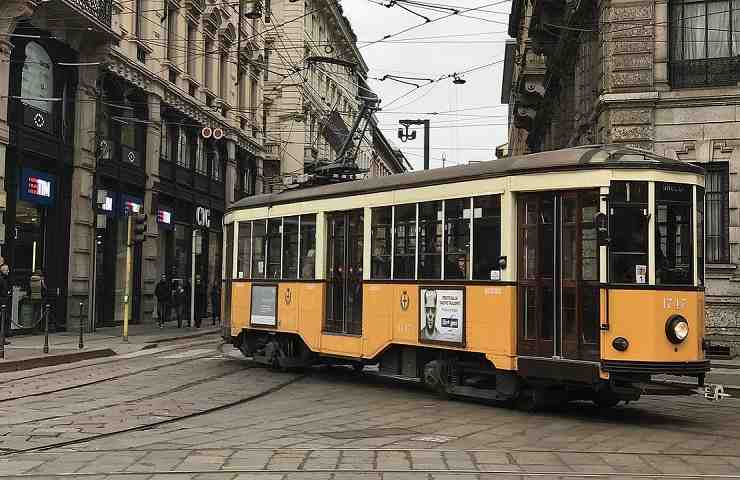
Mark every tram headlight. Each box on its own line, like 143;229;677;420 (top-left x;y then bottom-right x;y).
665;315;689;344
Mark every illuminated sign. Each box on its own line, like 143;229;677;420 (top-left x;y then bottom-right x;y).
157;209;172;225
195;206;211;228
101;195;114;213
120;194;143;216
19;168;55;206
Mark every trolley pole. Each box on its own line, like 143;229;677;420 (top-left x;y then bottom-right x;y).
122;215;133;342
0;304;6;359
43;304;49;354
78;301;84;349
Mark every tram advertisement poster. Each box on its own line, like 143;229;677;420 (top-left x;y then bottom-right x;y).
419;287;465;345
251;284;278;327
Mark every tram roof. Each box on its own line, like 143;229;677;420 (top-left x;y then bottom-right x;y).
230;144;703;211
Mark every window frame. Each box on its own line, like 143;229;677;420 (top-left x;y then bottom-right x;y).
705;162;730;263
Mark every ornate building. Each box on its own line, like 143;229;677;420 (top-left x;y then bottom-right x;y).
503;0;740;349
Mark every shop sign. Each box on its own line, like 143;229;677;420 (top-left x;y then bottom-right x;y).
157;208;173;225
19;168;55;206
120;194;143;216
100;192;115;216
195;206;211;228
419;287;465;346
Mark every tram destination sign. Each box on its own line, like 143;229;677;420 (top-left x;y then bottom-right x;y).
419;286;465;346
250;284;278;327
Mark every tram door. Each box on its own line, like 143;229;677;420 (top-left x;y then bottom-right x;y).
325;210;364;335
517;191;600;361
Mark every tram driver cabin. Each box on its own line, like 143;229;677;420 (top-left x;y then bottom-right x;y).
221;145;710;408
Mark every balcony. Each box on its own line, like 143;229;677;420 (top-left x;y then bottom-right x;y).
36;0;113;35
670;58;740;89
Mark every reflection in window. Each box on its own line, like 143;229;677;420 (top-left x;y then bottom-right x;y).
473;195;501;280
393;204;416;279
656;182;693;285
236;221;251;278
418;201;442;279
300;214;316;279
282;216;299;279
444;199;470;279
266;218;281;278
371;207;391;279
609;181;648;284
252;220;266;278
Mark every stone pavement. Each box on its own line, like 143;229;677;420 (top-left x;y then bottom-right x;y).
0;323;221;372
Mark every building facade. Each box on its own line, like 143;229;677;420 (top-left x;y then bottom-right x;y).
503;0;740;348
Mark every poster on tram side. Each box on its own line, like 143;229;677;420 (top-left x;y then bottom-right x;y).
251;284;278;327
419;287;465;346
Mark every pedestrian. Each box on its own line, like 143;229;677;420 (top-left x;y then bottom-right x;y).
154;274;170;328
210;282;221;326
174;282;186;328
0;262;11;344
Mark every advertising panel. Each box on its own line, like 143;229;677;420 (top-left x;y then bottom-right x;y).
419;287;465;346
250;284;278;327
19;168;55;206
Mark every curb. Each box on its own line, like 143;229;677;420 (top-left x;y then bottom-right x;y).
0;348;117;373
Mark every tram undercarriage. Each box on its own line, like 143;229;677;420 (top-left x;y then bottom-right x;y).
233;330;703;409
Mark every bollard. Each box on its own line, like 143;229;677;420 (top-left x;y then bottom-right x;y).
0;304;6;360
78;301;84;349
43;303;49;354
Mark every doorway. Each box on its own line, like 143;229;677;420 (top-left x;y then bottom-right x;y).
517;191;600;361
325;210;364;335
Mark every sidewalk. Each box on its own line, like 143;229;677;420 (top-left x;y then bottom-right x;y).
0;322;221;373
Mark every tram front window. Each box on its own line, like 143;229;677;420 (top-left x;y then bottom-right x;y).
655;183;693;285
609;181;648;284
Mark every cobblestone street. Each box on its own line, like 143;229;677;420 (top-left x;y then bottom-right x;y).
0;336;738;479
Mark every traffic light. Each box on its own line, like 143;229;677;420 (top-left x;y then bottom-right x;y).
132;213;147;244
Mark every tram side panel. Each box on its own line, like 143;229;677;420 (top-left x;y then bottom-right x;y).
231;282;252;338
600;289;705;363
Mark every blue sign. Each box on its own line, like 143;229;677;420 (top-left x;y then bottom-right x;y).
19;168;55;206
120;194;143;216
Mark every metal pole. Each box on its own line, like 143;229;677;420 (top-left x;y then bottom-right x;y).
0;304;6;359
423;119;430;170
43;303;49;354
190;230;196;328
78;301;84;349
90;224;97;333
123;215;133;342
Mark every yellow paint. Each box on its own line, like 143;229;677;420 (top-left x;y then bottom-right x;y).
230;282;251;337
601;289;705;362
277;283;299;332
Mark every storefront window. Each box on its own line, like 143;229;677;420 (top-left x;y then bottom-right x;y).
300;214;316;278
237;221;251;278
266;218;281;278
473;195;501;280
21;42;53;113
212;147;223;181
371;207;391;279
418;201;442;279
656;182;693;285
283;216;299;278
174;223;191;279
609;181;648;284
445;198;470;280
393;204;416;279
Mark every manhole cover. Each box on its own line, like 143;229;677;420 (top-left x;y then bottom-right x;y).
320;428;413;439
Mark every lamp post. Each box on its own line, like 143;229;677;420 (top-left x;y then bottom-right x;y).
398;119;430;170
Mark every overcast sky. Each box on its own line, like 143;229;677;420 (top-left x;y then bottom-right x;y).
341;0;512;170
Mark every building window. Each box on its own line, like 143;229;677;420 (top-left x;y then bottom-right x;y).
178;128;191;168
134;0;143;36
670;0;740;87
166;3;177;62
371;207;392;279
205;37;215;90
219;50;229;100
250;75;258;127
706;162;730;263
263;47;270;81
211;146;223;181
196;138;207;173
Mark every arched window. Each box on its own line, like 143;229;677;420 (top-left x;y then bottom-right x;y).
21;42;53;113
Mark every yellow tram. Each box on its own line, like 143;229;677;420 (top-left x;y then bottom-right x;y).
221;145;712;408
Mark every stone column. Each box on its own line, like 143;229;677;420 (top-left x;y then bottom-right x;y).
142;93;162;324
225;138;236;206
653;0;669;92
0;40;12;219
67;65;99;330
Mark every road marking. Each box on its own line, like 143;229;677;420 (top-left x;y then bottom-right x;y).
160;349;214;359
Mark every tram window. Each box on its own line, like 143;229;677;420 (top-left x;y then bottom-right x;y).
445;198;470;280
225;223;235;280
236;221;252;278
609;181;648;284
371;207;392;279
299;214;316;279
581;192;599;281
394;204;416;279
283;216;299;279
418;201;442;279
473;195;501;280
656;183;693;285
252;220;267;278
266;218;282;279
697;188;704;286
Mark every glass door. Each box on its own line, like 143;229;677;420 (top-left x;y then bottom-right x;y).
325;210;364;335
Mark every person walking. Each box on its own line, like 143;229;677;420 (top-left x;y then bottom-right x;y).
174;282;186;328
0;262;11;344
210;283;221;326
154;274;170;328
